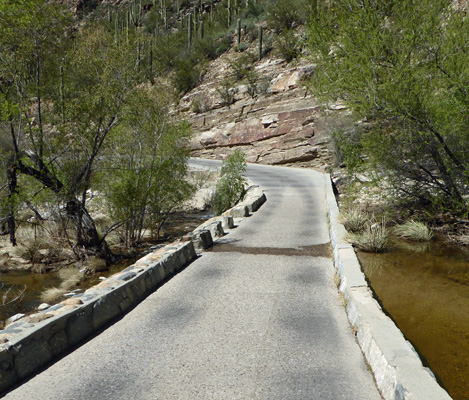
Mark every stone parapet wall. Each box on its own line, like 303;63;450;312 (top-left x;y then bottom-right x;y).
0;186;267;394
324;173;451;400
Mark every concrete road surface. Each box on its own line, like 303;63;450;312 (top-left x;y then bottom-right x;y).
4;161;381;400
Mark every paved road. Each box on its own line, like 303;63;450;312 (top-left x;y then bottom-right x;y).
5;161;381;400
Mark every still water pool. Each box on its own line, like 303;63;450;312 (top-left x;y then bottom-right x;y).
357;240;469;400
0;270;62;324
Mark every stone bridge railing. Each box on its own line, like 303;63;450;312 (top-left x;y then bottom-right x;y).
0;186;266;394
324;173;451;400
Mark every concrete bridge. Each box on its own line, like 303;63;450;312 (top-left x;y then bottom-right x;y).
2;160;450;399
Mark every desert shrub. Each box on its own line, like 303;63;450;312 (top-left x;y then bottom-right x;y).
229;52;256;81
339;206;367;233
153;31;187;72
212;150;247;215
171;56;201;94
216;79;238;107
243;0;267;19
237;42;249;52
239;19;259;43
276;29;302;62
194;35;219;60
266;0;307;32
41;267;83;303
260;32;274;58
347;220;389;253
41;287;65;303
393;221;433;241
105;87;194;247
192;95;211;114
330;126;364;172
256;77;270;94
308;0;469;212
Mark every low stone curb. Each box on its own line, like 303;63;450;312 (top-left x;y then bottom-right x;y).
223;185;267;218
324;173;451;400
0;185;267;394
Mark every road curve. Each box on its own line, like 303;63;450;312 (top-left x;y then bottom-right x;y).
4;161;381;400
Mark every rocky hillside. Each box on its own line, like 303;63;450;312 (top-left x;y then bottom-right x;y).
176;42;346;170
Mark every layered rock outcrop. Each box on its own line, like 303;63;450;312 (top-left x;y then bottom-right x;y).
177;54;341;169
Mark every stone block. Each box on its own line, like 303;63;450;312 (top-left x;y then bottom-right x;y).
0;368;17;393
0;348;13;372
201;220;224;239
229;205;249;218
144;269;158;291
130;276;147;300
181;241;197;264
48;330;68;357
221;215;234;229
92;294;122;331
14;338;52;379
155;263;166;281
191;229;213;250
66;308;93;346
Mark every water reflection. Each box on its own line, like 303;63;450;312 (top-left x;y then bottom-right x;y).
0;271;62;325
357;239;469;400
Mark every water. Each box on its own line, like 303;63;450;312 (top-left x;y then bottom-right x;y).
0;271;62;325
357;240;469;400
0;210;212;326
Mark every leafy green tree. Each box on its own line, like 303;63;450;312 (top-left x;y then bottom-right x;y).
213;150;247;215
308;0;469;212
0;2;146;260
0;0;72;247
104;86;194;247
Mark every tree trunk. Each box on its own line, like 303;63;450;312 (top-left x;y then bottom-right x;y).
15;158;114;263
5;166;17;246
65;199;114;264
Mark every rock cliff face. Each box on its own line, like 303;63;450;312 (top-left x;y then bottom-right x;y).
178;51;345;169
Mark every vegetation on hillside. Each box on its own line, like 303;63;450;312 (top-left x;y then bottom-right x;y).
308;0;469;219
1;0;306;269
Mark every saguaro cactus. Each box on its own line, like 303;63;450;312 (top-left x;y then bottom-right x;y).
114;15;119;44
258;25;263;60
130;0;143;27
59;64;65;122
188;14;193;49
237;18;241;49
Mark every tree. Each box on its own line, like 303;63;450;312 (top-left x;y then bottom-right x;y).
0;0;73;247
104;86;194;247
0;1;146;261
212;150;247;215
308;0;469;212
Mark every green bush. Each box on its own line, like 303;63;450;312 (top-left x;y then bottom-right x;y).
276;29;302;62
212;150;247;215
171;56;201;94
266;0;307;32
216;79;238;107
230;52;256;81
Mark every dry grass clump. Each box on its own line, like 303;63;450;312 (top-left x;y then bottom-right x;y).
339;206;368;233
393;220;433;241
40;267;84;303
347;220;389;253
41;287;67;304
